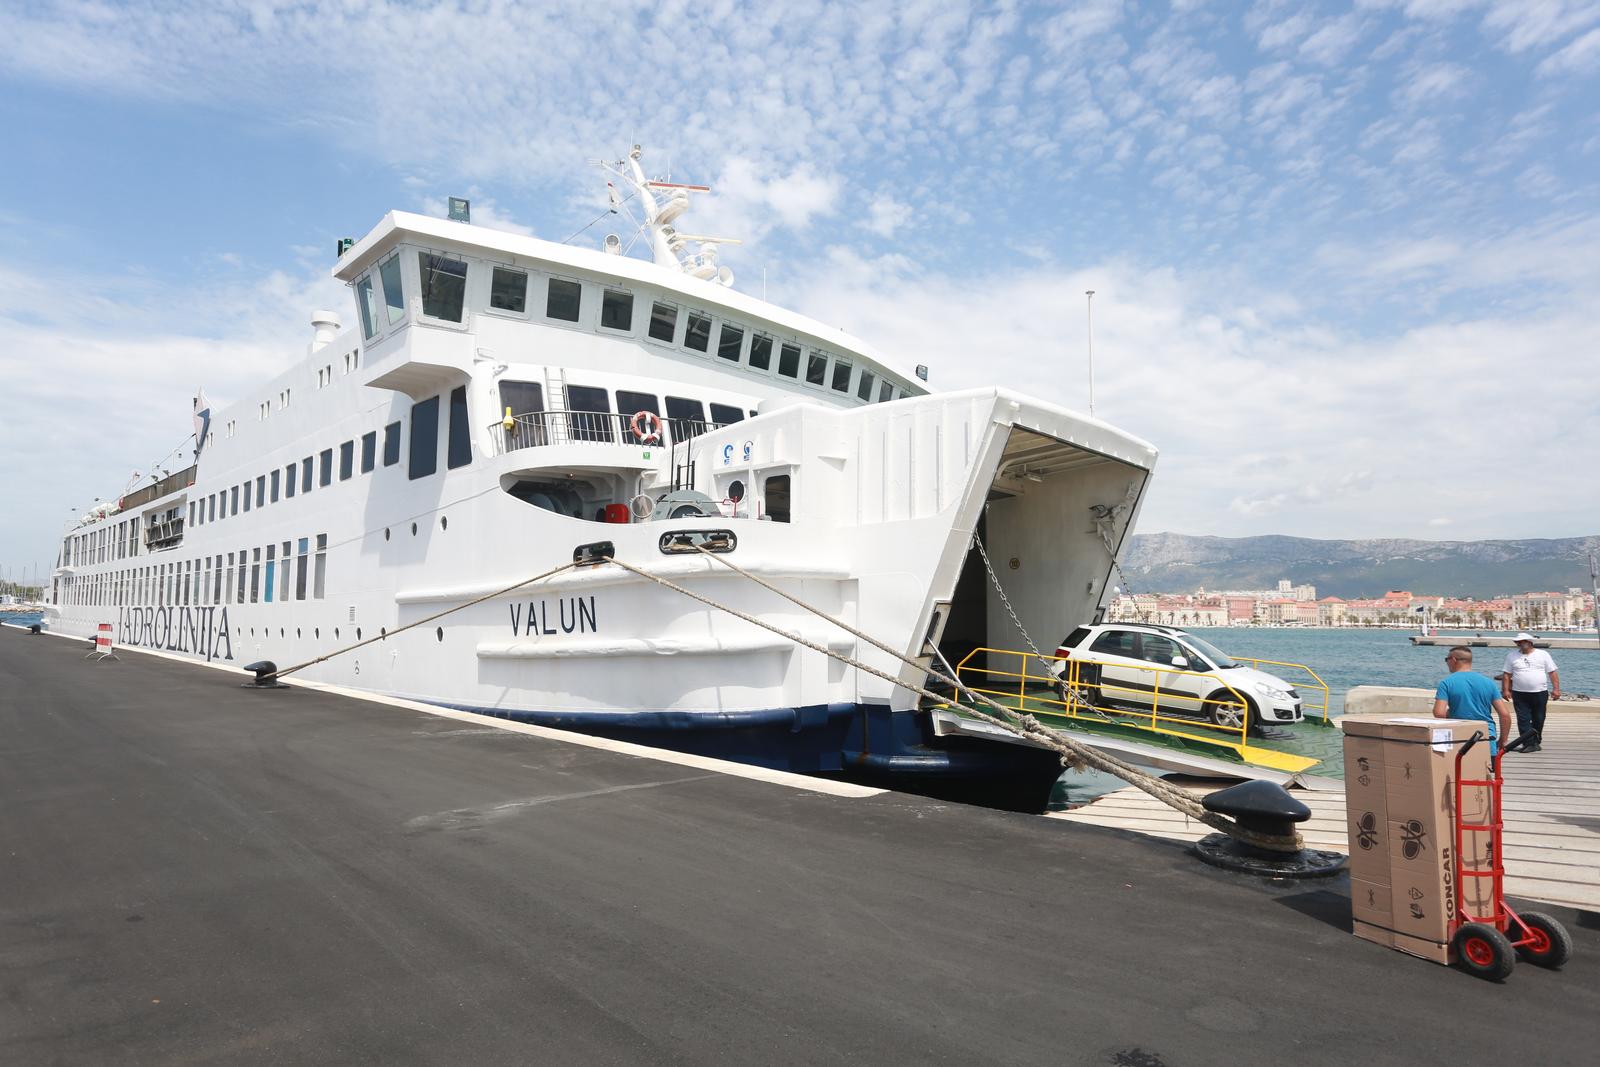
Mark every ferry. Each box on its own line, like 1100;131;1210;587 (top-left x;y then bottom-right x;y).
47;148;1157;809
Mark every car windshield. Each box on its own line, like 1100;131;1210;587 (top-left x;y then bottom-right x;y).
1181;634;1239;669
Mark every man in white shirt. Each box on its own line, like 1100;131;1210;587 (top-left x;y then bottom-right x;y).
1502;633;1561;753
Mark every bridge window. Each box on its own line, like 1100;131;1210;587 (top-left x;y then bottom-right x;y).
379;254;406;324
418;252;468;322
749;334;773;371
546;277;582;322
831;360;852;393
410;396;440;479
361;431;377;473
648;301;678;342
447;386;472;468
340;440;355;480
764;474;790;523
601;289;633;331
717;324;744;362
490;266;527;313
383;422;401;466
856;371;875;402
319;448;333;486
878;379;894;403
778;342;801;378
498;381;545;449
355;275;379;339
616;390;660;419
684;312;711;352
665;396;704;441
806;351;827;386
566;384;613;442
709;403;743;425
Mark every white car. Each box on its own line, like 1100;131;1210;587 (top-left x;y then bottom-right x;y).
1053;623;1304;735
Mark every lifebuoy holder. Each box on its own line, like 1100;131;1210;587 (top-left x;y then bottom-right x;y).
630;410;663;444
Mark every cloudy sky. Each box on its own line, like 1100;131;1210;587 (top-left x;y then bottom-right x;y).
2;0;1598;578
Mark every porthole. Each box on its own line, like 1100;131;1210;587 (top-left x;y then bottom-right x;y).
384;528;391;541
250;627;255;636
314;628;320;639
380;627;387;639
440;516;448;531
334;627;340;640
280;628;285;638
356;628;362;640
411;522;418;536
296;628;301;638
436;627;444;642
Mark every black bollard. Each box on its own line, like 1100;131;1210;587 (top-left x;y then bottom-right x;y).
1193;779;1346;878
241;660;290;690
29;624;41;635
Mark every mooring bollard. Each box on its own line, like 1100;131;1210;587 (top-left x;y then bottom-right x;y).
1193;779;1346;878
241;660;289;690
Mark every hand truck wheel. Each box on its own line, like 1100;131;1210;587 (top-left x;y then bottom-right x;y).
1452;922;1516;981
1514;911;1573;968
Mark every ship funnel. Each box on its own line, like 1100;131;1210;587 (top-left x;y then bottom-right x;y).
310;310;342;353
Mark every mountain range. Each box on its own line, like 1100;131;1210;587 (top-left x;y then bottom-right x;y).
1122;533;1600;600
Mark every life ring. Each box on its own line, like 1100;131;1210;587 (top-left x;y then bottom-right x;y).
630;410;663;444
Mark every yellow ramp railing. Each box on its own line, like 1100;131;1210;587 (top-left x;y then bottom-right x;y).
952;647;1318;773
1230;657;1331;723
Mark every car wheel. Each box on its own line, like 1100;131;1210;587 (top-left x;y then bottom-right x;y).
1207;691;1263;738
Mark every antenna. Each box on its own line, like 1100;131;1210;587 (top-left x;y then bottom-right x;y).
1085;290;1096;417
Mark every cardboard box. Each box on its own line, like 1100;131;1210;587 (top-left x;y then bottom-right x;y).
1352;919;1394;951
1343;715;1496;956
1350;876;1393;930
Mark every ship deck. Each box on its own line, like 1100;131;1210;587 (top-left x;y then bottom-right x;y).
3;626;1598;1064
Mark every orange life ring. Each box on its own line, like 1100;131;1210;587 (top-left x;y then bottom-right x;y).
630;410;663;444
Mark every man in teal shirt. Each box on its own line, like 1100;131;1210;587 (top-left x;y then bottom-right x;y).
1433;646;1512;754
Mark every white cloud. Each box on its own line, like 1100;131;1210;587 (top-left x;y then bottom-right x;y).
1536;26;1600;74
864;194;914;238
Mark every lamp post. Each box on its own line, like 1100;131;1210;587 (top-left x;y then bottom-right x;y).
1085;289;1096;417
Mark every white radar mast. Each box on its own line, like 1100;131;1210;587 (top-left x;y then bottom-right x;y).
607;145;740;287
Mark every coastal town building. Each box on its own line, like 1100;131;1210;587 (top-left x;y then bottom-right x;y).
1103;580;1596;630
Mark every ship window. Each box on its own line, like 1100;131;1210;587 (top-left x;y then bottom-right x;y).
764;475;791;523
806;352;827;386
301;457;314;493
230;486;239;513
648;301;678;342
355;276;379;339
314;534;327;599
296;538;309;601
418;252;468;322
270;469;280;503
256;475;266;508
717;324;744;362
778;342;801;378
684;312;711;352
209;495;217;522
857;371;875;402
665;396;705;441
340;440;355;480
600;289;633;331
709;403;743;426
489;266;527;313
616;390;660;419
250;548;261;603
546;277;582;322
447;386;471;469
749;334;773;371
188;502;195;527
383;421;402;466
879;379;894;403
264;545;275;603
361;431;377;473
243;484;252;513
831;361;852;393
319;448;333;486
285;464;297;498
236;549;246;601
379;254;405;324
279;540;291;602
565;384;613;442
499;380;543;419
409;396;440;478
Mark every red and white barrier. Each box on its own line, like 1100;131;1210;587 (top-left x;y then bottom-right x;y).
85;621;119;661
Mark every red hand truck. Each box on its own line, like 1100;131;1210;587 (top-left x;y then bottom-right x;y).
1449;730;1573;980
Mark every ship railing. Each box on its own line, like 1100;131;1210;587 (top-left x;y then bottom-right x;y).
492;412;734;456
953;646;1256;755
1229;657;1331;723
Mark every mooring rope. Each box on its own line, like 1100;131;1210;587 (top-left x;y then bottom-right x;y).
608;549;1301;853
264;561;583;682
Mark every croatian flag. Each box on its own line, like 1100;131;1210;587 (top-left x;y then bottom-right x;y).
193;389;212;457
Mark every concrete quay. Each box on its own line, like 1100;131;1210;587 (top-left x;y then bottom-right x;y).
3;628;1598;1065
1411;633;1600;649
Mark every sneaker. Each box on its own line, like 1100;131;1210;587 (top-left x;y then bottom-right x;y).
1525;743;1542;753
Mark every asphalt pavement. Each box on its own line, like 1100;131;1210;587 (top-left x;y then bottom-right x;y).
2;627;1597;1065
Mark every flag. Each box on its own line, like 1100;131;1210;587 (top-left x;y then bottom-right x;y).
193;389;212;457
